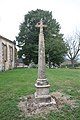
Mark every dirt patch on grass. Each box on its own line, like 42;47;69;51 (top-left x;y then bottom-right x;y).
18;91;77;117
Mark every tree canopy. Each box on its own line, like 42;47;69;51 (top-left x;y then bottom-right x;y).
16;9;67;66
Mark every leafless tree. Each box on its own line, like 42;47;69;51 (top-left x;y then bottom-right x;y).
65;33;80;67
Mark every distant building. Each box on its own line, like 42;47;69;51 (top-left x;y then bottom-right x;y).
0;35;17;71
17;58;24;68
61;59;71;66
60;59;71;68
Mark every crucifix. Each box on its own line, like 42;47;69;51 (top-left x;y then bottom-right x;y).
35;19;51;103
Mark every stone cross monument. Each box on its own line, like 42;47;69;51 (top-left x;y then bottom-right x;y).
35;19;51;103
18;19;56;116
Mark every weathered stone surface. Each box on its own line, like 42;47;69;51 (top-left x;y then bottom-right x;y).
35;84;50;96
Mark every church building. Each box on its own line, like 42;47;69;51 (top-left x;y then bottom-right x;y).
0;35;17;71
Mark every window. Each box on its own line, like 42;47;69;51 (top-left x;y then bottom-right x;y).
9;46;13;61
2;43;7;62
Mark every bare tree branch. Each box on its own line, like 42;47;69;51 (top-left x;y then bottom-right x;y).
65;32;80;67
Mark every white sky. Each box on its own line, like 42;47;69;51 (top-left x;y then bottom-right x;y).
0;0;80;40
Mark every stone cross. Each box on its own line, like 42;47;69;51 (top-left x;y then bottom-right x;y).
35;19;51;103
35;18;47;34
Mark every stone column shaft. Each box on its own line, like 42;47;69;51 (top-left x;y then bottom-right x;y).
38;33;46;79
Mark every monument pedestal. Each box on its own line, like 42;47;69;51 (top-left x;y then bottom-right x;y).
35;79;51;103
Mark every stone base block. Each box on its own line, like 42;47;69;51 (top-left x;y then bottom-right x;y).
35;83;50;95
35;93;51;103
35;81;51;103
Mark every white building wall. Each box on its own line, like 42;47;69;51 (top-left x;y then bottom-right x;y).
0;36;15;71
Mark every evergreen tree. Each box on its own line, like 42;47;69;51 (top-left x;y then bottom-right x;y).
16;9;67;66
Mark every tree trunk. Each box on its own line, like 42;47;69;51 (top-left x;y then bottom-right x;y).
71;59;75;68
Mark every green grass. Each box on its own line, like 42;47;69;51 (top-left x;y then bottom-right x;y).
0;68;80;120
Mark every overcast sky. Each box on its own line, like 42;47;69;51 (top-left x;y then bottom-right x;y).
0;0;80;40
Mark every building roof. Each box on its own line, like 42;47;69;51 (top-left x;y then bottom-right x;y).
0;35;16;44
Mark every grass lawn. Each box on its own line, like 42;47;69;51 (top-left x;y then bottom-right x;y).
0;68;80;120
